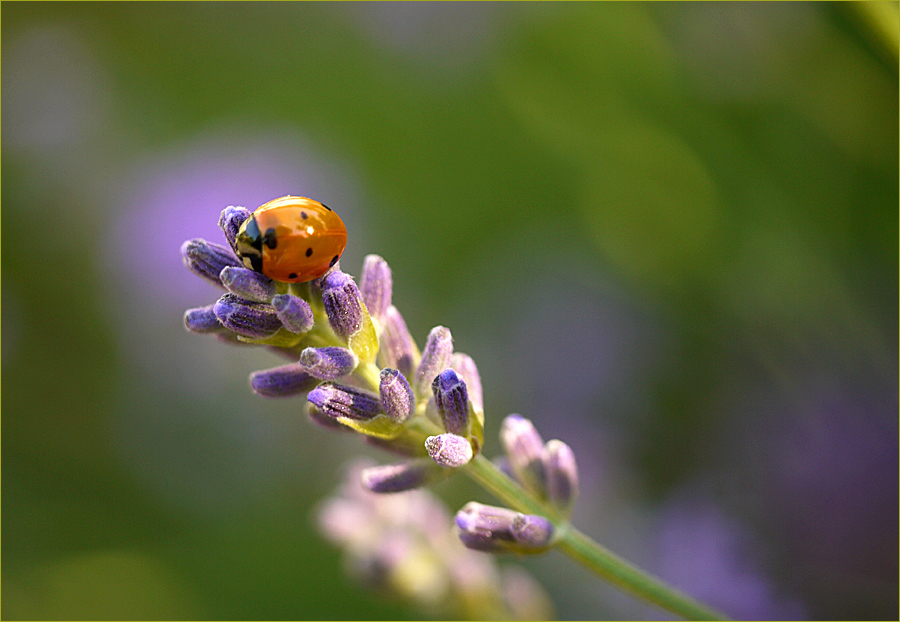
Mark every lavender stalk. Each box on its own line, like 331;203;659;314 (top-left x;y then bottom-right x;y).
181;205;729;621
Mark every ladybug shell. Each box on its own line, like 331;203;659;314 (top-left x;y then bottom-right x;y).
241;196;347;283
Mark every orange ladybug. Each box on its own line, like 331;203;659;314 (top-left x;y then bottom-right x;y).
235;196;347;283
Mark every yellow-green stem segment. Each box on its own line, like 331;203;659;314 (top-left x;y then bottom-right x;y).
462;454;729;621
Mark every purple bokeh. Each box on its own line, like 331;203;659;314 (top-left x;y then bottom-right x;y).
652;494;807;620
107;126;364;314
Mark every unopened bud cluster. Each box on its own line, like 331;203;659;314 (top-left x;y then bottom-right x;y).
452;414;579;554
183;206;485;493
183;204;579;561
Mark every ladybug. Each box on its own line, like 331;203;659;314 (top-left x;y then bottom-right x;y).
235;195;347;283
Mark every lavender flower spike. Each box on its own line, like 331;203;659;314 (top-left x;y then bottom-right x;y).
542;440;579;516
183;304;222;333
455;502;554;554
414;326;452;398
499;414;547;498
213;293;283;338
377;305;419;380
308;382;382;421
300;346;358;380
271;294;314;334
425;433;473;468
361;459;449;493
218;205;251;254
358;254;392;322
220;266;275;303
379;368;414;423
181;239;242;287
432;368;470;437
249;363;317;397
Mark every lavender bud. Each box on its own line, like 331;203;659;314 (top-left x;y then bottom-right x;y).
510;514;555;549
220;266;275;303
543;440;579;515
431;369;470;437
379;368;414;423
321;270;364;339
249;363;317;397
271;294;314;334
361;459;448;493
213;293;283;338
358;254;393;321
321;269;380;364
455;502;554;553
377;306;419;380
183;304;221;333
455;502;517;552
308;382;382;421
499;415;547;498
425;433;473;468
414;326;452;398
181;239;242;287
450;352;483;413
299;346;357;380
218;205;251;255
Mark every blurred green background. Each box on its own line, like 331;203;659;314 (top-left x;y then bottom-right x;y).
3;2;897;620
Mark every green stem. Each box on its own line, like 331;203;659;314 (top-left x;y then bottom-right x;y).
462;454;729;621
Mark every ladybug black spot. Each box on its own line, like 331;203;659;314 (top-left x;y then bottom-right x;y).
264;228;278;249
300;211;308;220
306;247;313;257
289;272;298;280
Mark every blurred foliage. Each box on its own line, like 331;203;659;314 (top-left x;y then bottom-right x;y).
2;2;896;620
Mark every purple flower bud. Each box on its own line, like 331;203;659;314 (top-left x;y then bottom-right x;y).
542;440;579;514
510;513;555;549
455;502;554;553
379;368;414;423
299;346;357;380
307;403;352;432
321;270;364;340
450;352;483;413
455;502;517;551
361;459;447;493
271;294;314;334
183;304;221;333
377;306;418;380
414;326;452;398
308;382;382;421
249;363;317;397
181;238;242;287
220;266;275;303
431;369;470;437
425;433;473;467
219;205;251;255
499;415;547;498
358;254;392;321
213;293;282;338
